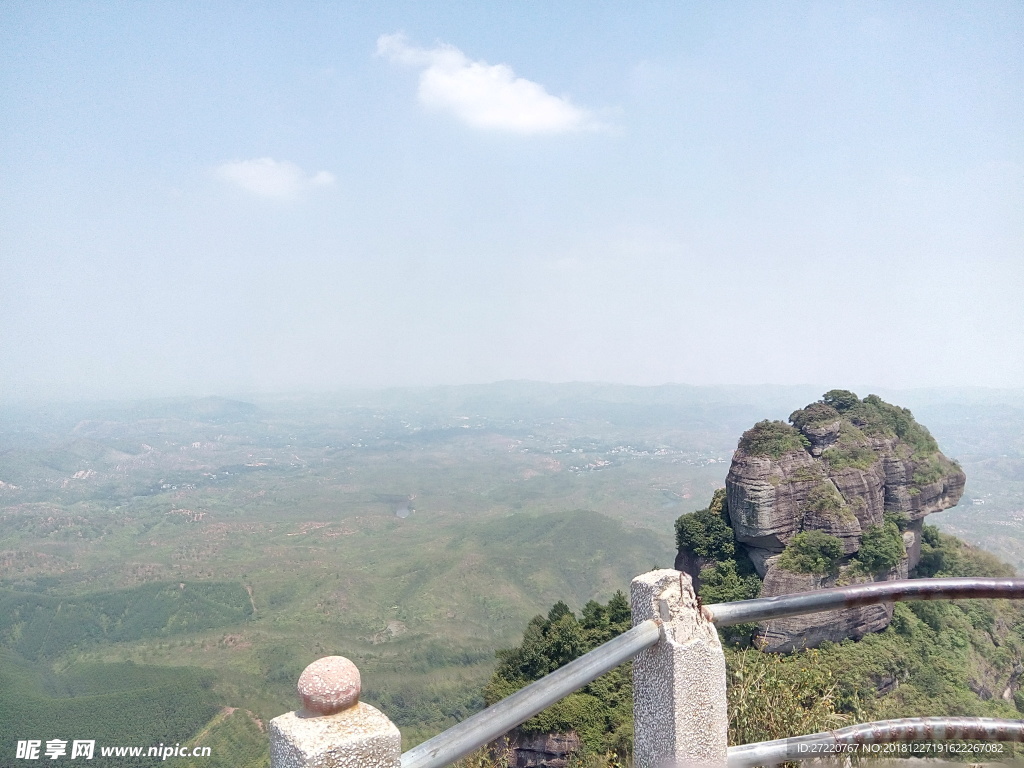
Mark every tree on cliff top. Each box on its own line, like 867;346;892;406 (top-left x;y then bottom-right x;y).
738;420;809;458
788;391;940;458
789;402;841;429
822;389;860;412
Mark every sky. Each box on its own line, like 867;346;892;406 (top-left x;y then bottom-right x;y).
1;1;1022;400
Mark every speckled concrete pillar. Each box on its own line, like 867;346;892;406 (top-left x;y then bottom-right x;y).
630;569;728;768
270;656;401;768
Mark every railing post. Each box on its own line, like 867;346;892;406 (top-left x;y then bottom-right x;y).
631;569;728;768
270;656;401;768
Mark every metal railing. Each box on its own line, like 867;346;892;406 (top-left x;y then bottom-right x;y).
401;620;662;768
728;717;1024;767
401;577;1024;768
707;576;1024;626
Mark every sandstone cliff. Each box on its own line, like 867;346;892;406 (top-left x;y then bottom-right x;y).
676;390;965;652
492;729;581;768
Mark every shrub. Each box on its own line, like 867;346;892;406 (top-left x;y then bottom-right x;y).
789;465;825;483
789;402;840;430
883;510;910;531
854;394;939;455
707;487;728;518
803;482;851;520
726;648;850;746
823;444;878;471
698;561;762;605
793;392;940;459
675;509;734;560
485;529;1023;764
778;531;844;575
700;557;762;646
821;390;860;412
912;456;951;486
738;420;809;459
484;594;635;759
855;522;905;573
913;525;1015;578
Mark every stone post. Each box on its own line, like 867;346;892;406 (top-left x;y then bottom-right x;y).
270;656;402;768
630;569;728;768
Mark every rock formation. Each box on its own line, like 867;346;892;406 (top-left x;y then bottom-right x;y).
492;729;581;768
676;390;965;652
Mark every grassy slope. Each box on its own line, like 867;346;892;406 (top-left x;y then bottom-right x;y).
0;651;220;767
185;708;268;768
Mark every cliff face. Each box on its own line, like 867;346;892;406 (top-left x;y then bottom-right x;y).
678;391;965;652
492;730;581;768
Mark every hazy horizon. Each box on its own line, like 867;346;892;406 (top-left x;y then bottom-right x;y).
4;379;1023;413
2;2;1021;400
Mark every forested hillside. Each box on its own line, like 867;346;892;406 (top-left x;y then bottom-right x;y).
482;526;1023;766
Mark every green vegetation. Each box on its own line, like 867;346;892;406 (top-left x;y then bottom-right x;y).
737;420;809;458
818;421;879;472
788;465;825;483
726;647;848;746
741;391;940;474
913;454;956;486
0;582;253;661
858;394;939;454
727;562;1023;750
673;489;760;642
788;402;841;430
0;651;220;767
483;595;634;760
697;560;761;605
914;524;1015;579
186;708;269;768
673;490;759;596
777;531;844;575
884;510;910;531
479;526;1024;766
791;390;941;462
854;522;905;574
822;443;878;471
706;486;728;518
674;493;734;560
821;389;861;413
802;482;853;521
793;390;940;459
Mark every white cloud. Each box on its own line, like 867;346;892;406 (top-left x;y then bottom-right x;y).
377;33;601;135
215;158;336;200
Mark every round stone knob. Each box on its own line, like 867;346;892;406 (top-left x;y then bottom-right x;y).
297;656;361;715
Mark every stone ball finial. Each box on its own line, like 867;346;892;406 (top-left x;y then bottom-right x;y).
297;656;361;715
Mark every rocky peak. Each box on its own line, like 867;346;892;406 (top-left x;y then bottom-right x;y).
676;390;966;652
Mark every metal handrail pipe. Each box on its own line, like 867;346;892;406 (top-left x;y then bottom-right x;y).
400;618;662;768
728;716;1024;767
707;577;1024;627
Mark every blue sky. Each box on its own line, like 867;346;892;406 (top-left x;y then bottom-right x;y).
1;1;1021;399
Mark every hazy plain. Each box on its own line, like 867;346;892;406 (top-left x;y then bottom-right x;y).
1;383;1022;765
